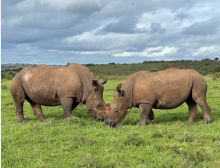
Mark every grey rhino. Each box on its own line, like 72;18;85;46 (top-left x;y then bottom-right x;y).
105;68;212;127
10;63;107;122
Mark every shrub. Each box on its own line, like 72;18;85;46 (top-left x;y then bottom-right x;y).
4;73;14;80
210;72;220;80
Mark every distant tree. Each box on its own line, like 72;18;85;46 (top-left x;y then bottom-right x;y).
86;64;95;66
214;57;219;61
109;62;115;65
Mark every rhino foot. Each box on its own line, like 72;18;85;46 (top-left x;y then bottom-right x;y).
203;115;213;124
149;119;156;124
138;120;148;126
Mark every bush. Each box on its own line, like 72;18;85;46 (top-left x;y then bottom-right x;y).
3;73;14;80
214;66;220;72
210;72;220;80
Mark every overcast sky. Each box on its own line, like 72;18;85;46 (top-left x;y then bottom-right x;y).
2;0;220;64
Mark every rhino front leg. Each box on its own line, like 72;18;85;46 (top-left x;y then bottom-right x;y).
60;97;75;118
139;103;153;126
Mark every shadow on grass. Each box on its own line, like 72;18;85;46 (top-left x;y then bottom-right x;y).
122;110;205;126
16;105;220;126
24;107;96;126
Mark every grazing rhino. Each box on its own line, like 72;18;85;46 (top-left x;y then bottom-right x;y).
10;63;107;122
105;68;212;127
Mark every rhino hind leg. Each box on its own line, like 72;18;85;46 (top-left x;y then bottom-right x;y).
192;80;212;123
15;101;25;123
11;79;26;123
31;103;45;121
60;97;75;118
186;99;198;123
139;103;153;126
148;110;155;124
196;98;212;123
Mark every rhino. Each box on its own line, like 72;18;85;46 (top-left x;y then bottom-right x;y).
104;68;212;127
10;63;107;122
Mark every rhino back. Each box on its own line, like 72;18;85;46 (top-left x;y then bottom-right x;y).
19;65;82;106
133;69;198;109
66;63;96;101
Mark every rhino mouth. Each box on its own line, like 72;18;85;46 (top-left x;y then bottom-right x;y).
95;116;104;122
105;119;118;127
89;109;104;121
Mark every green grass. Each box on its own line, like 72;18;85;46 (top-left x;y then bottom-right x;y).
2;74;220;167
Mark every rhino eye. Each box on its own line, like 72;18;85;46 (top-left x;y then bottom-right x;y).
114;108;119;113
96;104;102;109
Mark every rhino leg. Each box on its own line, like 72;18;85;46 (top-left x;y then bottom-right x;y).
186;99;198;123
148;110;155;124
11;80;25;123
139;103;152;126
31;103;45;121
196;98;212;123
15;102;25;123
60;97;75;118
72;102;79;111
148;110;154;120
192;80;212;123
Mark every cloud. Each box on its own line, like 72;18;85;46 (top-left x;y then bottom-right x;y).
192;45;220;56
63;31;152;51
2;0;220;64
39;0;105;14
149;23;166;34
182;18;220;35
101;17;137;33
113;46;178;57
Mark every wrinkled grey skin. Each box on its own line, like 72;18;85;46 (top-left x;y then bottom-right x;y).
105;68;212;127
11;63;107;122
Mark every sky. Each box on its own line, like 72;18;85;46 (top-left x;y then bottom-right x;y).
2;0;220;64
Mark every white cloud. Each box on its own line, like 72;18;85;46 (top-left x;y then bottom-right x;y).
2;0;220;64
63;31;151;51
193;45;220;56
113;46;178;57
136;10;175;29
187;2;220;23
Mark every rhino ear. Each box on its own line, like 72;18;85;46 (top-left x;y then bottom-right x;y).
116;84;125;96
100;79;107;85
92;80;99;90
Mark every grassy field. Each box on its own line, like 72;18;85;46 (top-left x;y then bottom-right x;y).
1;63;220;167
2;60;220;80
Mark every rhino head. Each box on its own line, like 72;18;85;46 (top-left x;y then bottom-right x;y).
86;79;108;121
104;84;129;127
